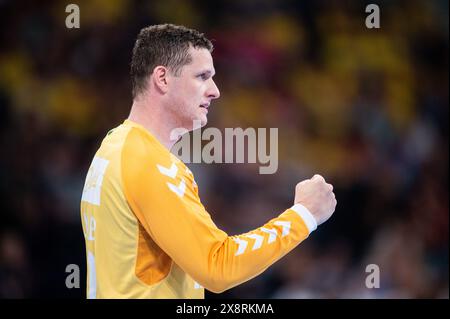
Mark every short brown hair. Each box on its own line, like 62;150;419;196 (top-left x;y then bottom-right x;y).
130;24;213;99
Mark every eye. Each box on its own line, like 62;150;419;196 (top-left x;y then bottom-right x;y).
198;73;210;81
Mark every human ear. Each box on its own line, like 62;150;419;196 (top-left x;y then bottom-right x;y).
152;66;169;93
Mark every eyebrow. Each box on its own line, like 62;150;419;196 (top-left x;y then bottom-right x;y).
199;70;215;77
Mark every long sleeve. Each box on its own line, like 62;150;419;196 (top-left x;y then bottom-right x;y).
121;127;317;293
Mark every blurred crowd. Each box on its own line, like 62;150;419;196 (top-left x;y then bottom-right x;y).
0;0;448;298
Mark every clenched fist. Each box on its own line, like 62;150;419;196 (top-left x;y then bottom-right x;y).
294;174;337;226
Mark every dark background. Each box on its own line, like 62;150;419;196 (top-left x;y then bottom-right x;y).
0;0;448;298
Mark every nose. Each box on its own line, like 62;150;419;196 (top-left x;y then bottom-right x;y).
207;80;220;100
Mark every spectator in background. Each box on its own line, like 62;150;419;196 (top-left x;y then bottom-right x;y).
0;0;447;298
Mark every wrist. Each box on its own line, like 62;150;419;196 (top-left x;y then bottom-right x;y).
290;203;318;233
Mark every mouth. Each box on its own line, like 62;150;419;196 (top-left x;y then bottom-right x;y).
199;103;210;113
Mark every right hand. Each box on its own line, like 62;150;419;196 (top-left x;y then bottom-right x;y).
294;174;337;226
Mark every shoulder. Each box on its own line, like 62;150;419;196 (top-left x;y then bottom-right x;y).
121;127;170;167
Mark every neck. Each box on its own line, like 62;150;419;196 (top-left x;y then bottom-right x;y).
128;98;180;150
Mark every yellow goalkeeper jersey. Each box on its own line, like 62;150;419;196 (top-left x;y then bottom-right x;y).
80;119;318;299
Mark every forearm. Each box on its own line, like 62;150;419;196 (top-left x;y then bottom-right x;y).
181;204;317;293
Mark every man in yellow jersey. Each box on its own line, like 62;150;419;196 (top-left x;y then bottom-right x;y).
80;24;337;298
